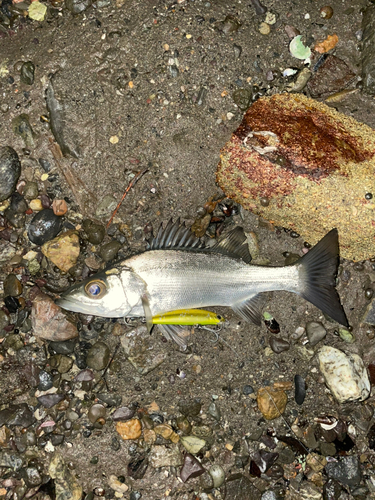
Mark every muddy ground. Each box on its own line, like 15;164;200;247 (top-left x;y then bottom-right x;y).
1;0;375;498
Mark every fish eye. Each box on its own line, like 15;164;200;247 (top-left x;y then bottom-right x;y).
84;280;106;299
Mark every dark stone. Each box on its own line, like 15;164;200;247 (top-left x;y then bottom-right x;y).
49;339;77;354
21;466;42;487
243;384;254;395
325;456;361;487
99;240;122;262
232;88;252;111
9;193;27;214
269;336;290;353
50;434;65;446
28;209;63;245
20;61;35;85
86;341;110;370
294;374;306;405
0;451;24;471
12;114;35;148
39;158;52;172
0;146;21;202
178;398;202;417
308;55;356;97
65;0;92;14
112;406;135;421
4;207;25;228
127;454;149;479
38;370;54;391
251;450;279;473
368;423;375;449
37;393;65;408
323;478;342;500
0;404;36;427
180;453;205;482
97;393;122;407
226;473;261;500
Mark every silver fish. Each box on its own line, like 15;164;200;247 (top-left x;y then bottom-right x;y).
56;219;348;346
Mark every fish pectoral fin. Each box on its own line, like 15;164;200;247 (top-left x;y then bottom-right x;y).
232;293;265;326
157;324;190;349
141;293;154;333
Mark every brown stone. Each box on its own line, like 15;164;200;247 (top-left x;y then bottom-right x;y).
31;293;78;341
217;93;375;260
257;387;288;420
116;419;142;440
52;199;68;216
41;230;80;272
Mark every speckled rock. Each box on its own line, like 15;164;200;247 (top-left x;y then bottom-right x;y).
116;419;142;440
41;231;80;272
0;147;21;202
217;93;375;260
121;326;167;375
318;346;370;403
49;454;82;500
31;293;78;341
149;444;183;468
86;341;110;370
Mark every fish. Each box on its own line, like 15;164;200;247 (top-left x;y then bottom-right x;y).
56;219;348;346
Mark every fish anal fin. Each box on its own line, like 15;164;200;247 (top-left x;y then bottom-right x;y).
157;324;190;349
210;226;252;263
232;293;264;326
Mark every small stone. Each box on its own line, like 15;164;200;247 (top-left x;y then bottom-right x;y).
121;326;167;375
226;474;261;500
95;195;117;218
176;416;192;434
116;419;141;440
108;475;128;494
243;384;254;395
0;147;21;202
84;220;106;244
86;341;110;370
32;293;78;341
180;453;205;482
221;15;241;34
294;374;306;405
180;435;206;454
112;406;135;421
4;274;23;297
259;22;271;35
28;209;63;246
41;230;80;272
191;213;211;238
269;336;290;353
29;199;43;211
325;456;361;487
154;424;173;440
50;354;74;374
208;402;221;420
306;321;327;346
65;0;91;13
99;240;122;262
23;181;39;199
143;429;156;445
306;452;326;472
0;403;36;427
20;61;35;85
127;454;149;479
338;327;355;343
52;199;68;216
88;404;106;424
208;464;225;488
38;370;53;391
49;454;82;500
149;444;183;468
257;387;287;420
323;479;342;500
178;399;202;417
37;394;64;408
12;114;35;148
232;88;252;111
318;346;370;403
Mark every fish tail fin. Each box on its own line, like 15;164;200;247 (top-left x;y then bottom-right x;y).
297;228;348;326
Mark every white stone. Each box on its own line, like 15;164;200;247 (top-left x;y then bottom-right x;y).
318;346;370;403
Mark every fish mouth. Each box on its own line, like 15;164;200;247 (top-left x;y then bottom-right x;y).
55;297;94;315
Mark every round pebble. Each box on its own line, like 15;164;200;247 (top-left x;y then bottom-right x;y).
52;199;68;216
84;221;106;245
20;61;35;85
99;240;122;262
320;6;333;19
23;181;39;199
208;402;221;421
88;404;106;424
86;341;110;371
116;419;142;440
29;199;43;211
294;374;306;405
28;209;63;246
259;22;271;35
243;384;254;395
208;464;225;488
306;321;327;346
269;336;290;353
4;274;23;297
0;146;21;202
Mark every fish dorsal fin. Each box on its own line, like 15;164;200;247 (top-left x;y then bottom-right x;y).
147;219;206;251
209;226;252;264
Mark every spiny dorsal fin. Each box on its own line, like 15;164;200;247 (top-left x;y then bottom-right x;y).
146;219;252;263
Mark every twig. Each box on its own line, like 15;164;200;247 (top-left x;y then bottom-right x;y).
107;168;149;228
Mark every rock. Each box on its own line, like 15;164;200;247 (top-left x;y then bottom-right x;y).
108;475;129;495
323;479;342;500
121;326;167;375
41;230;80;272
0;451;24;471
294;374;306;405
99;240;122;262
127;454;149;479
149;444;183;468
180;453;205;482
65;0;92;14
37;394;65;408
0;241;17;264
28;209;63;246
23;181;39;199
225;474;262;500
208;464;225;487
50;354;74;374
269;336;290;353
217;93;375;260
12;114;35;148
208;402;221;420
0;404;36;427
20;61;35;85
88;404;106;424
49;454;82;500
116;419;142;440
22;467;42;487
307;55;355;97
83;220;106;244
221;15;241;34
178;399;202;417
29;199;43;211
306;321;327;346
52;199;68;216
233;88;252;111
180;435;206;454
362;5;375;95
96;195;117;217
0;147;21;202
318;346;370;403
38;370;53;391
86;341;110;370
325;456;361;487
112;406;136;421
31;293;78;341
362;298;375;325
257;387;287;420
4;274;23;297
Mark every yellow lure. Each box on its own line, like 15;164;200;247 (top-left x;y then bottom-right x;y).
152;309;224;326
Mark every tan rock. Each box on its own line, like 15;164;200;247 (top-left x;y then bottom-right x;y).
116;419;142;440
217;93;375;260
29;199;43;211
257;386;288;420
31;293;78;341
143;429;156;445
41;230;80;272
52;199;68;216
154;424;173;440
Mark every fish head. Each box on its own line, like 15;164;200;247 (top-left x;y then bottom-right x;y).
56;269;131;317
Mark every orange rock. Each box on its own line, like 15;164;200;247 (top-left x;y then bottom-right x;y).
52;199;68;216
314;33;338;53
116;419;142;440
257;387;288;420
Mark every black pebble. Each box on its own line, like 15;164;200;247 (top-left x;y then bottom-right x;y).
294;374;306;405
4;296;20;313
28;209;63;245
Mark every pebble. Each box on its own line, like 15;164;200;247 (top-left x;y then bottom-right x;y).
41;230;80;272
226;474;262;500
116;419;142;440
88;404;106;424
318;346;370;403
0;311;10;334
294;374;306;405
50;339;77;354
180;435;206;454
65;0;92;13
9;192;27;214
338;327;355;343
306;321;327;346
28;209;64;246
121;326;167;375
99;240;122;262
37;394;65;408
232;88;252;111
108;475;128;495
208;464;225;487
95;195;117;218
38;370;53;391
12;114;35;148
49;454;82;500
325;456;361;487
0;147;21;202
50;354;73;374
323;479;342;500
0;403;36;427
83;220;106;244
149;444;183;468
221;14;241;34
208;402;221;420
20;61;35;85
176;416;192;434
112;406;136;421
86;341;110;370
180;453;205;482
31;293;78;341
259;22;271;35
127;454;149;479
52;199;68;216
257;387;287;420
23;181;39;199
178;399;202;417
29;199;43;211
243;385;254;395
269;336;290;353
4;274;23;297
